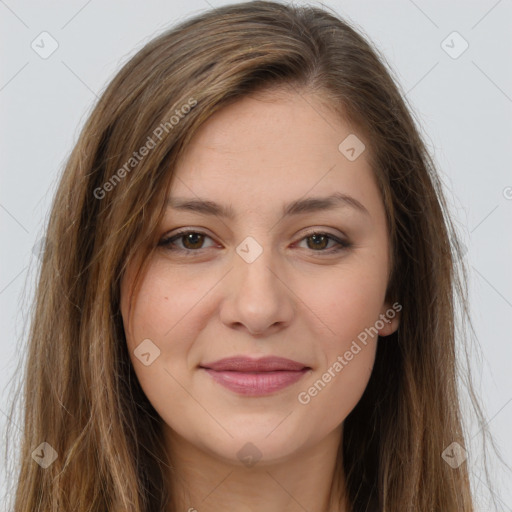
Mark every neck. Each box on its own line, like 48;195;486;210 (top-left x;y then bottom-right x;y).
164;425;348;512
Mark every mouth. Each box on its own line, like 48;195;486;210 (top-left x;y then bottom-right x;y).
199;356;311;396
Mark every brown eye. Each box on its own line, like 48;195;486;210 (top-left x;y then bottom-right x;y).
159;230;216;252
297;231;350;253
180;232;206;250
306;233;330;250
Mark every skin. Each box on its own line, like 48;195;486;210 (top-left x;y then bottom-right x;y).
120;88;400;512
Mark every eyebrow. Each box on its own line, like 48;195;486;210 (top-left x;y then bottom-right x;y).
166;192;370;219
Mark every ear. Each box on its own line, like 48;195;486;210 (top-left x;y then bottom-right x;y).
377;301;402;337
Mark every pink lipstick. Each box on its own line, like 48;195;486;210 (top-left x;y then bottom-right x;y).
200;356;310;396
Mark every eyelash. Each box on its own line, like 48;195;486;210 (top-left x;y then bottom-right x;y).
158;229;351;255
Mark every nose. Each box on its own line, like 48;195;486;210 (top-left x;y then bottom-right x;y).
219;244;295;337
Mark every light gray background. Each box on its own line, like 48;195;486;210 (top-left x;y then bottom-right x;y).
1;0;511;509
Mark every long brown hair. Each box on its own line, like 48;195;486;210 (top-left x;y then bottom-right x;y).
5;1;501;510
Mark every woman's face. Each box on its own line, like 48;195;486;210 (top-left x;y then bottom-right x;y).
120;89;399;466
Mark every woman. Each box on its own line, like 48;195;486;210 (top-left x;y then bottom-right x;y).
7;1;499;510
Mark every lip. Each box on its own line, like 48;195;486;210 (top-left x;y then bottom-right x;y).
199;356;311;396
201;356;308;372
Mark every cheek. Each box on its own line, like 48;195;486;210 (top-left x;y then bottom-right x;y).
297;276;380;424
122;262;214;346
304;261;388;347
120;269;201;430
293;260;384;418
120;263;218;409
298;342;377;431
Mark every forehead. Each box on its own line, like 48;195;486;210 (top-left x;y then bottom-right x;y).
169;90;381;219
178;90;350;164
